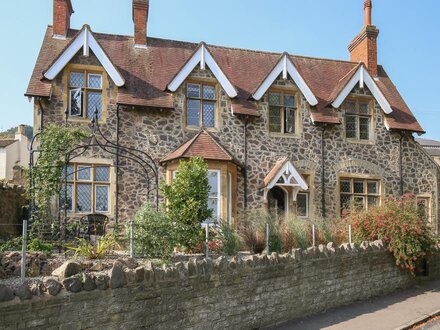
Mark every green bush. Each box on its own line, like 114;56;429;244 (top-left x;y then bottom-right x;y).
218;221;241;256
161;157;212;250
0;237;22;253
343;195;435;273
27;238;53;256
132;203;177;260
65;233;118;259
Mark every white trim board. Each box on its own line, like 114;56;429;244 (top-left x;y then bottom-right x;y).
44;26;125;87
252;53;318;106
167;43;238;98
332;65;392;114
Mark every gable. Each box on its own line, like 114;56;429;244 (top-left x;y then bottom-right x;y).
332;65;392;115
167;43;238;98
43;25;125;87
252;53;318;106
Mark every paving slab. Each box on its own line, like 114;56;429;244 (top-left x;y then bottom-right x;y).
272;280;440;330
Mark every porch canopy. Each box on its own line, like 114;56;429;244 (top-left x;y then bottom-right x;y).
261;157;308;202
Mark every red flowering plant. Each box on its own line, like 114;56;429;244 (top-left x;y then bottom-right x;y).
343;195;435;274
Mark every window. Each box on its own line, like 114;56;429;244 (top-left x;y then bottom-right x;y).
268;92;297;134
69;70;103;120
339;177;380;214
344;99;372;141
63;164;110;213
416;196;432;223
297;174;310;218
186;83;216;128
208;170;220;219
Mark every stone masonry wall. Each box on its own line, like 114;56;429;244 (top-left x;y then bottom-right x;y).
37;50;439;225
0;184;26;239
2;241;439;330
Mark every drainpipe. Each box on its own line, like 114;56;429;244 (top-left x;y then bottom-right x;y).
37;98;44;131
243;117;249;209
115;105;120;224
399;132;404;196
321;124;327;219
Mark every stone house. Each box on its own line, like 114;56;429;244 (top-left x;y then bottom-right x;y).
26;0;439;230
417;138;440;167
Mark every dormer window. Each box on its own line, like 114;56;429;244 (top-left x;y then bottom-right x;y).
344;99;373;141
185;83;217;128
268;92;297;135
69;70;103;120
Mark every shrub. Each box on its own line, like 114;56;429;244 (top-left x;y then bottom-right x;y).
132;203;178;260
161;157;211;250
343;195;435;273
281;219;311;250
65;233;118;259
27;237;53;256
218;221;242;256
0;237;22;253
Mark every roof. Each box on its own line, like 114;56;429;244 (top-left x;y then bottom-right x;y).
26;26;424;133
160;130;240;165
0;140;17;148
416;138;440;157
260;157;308;190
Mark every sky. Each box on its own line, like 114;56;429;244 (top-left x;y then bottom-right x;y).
0;0;439;140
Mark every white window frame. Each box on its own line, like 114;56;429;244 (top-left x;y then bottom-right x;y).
69;88;83;117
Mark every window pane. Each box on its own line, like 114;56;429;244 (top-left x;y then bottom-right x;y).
368;196;378;207
346;115;357;138
208;171;219;196
77;166;91;181
344;101;356;113
284;95;295;107
367;181;378;194
203;85;215;100
62;164;74;181
69;89;83;117
297;193;308;217
61;183;73;212
353;196;366;210
202;102;215;127
69;72;84;88
88;74;102;89
340;194;352;211
95;186;109;212
187;99;200;126
359;102;370;115
76;184;92;212
353;181;364;194
269;106;281;132
268;93;281;106
87;92;103;119
359;116;370;140
95;166;110;182
340;180;351;193
285;107;296;134
187;83;200;98
208;198;218;218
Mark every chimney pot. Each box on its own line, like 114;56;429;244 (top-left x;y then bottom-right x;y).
53;0;74;38
133;0;149;47
364;0;372;26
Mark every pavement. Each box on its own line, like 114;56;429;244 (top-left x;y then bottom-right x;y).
272;280;440;330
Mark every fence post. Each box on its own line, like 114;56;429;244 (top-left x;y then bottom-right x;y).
266;223;270;255
348;224;352;245
205;225;209;258
130;221;134;258
312;224;316;247
21;220;27;283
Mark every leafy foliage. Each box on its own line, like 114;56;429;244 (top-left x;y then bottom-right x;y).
132;203;178;260
161;157;212;250
26;124;89;237
27;237;53;256
218;221;242;256
65;233;118;259
343;195;435;273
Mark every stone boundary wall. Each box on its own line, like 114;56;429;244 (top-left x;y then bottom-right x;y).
1;241;439;330
0;184;26;239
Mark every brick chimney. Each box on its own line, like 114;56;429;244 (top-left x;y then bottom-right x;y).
133;0;149;47
53;0;74;38
348;0;379;77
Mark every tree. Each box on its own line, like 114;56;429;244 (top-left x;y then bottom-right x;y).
161;157;212;250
